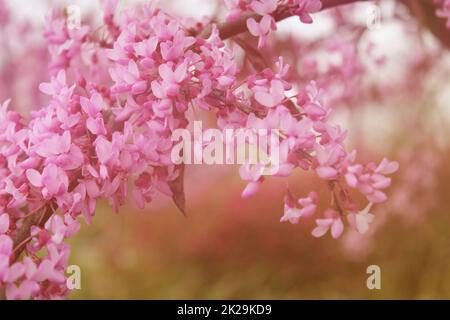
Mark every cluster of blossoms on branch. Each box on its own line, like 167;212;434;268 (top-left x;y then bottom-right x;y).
4;0;450;299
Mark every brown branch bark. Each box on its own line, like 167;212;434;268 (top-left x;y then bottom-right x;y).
401;0;450;49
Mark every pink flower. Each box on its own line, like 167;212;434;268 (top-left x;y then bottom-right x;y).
95;136;114;164
250;0;277;15
5;280;39;300
347;203;375;234
86;117;107;136
246;14;274;48
375;158;399;175
159;62;188;85
344;158;398;203
110;60;147;94
81;92;107;135
0;235;13;258
281;191;318;224
31;259;65;284
159;31;195;61
295;0;322;24
254;79;285;108
33;131;71;158
151;61;188;98
239;163;265;198
39;70;70;96
311;209;344;239
2;262;25;283
297;82;328;120
0;235;13;281
314;145;344;180
298;191;319;217
45;214;80;244
135;37;159;58
26;163;69;198
80;92;104;118
4;178;27;208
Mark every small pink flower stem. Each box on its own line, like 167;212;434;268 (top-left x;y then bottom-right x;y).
328;181;345;216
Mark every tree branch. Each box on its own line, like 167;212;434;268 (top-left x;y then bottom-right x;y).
199;0;371;39
0;204;55;299
401;0;450;49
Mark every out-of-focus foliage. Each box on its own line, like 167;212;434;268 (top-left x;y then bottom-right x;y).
69;162;450;299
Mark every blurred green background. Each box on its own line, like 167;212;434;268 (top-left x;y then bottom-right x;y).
68;164;450;299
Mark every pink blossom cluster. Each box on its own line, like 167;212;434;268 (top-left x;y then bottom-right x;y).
0;95;75;299
0;2;240;298
225;59;398;217
261;78;399;238
44;9;90;74
224;0;322;48
0;0;403;299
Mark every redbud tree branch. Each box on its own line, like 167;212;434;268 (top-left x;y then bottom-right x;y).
0;0;444;300
199;0;371;39
2;0;369;297
400;0;450;48
0;204;55;300
1;0;367;300
200;0;450;50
